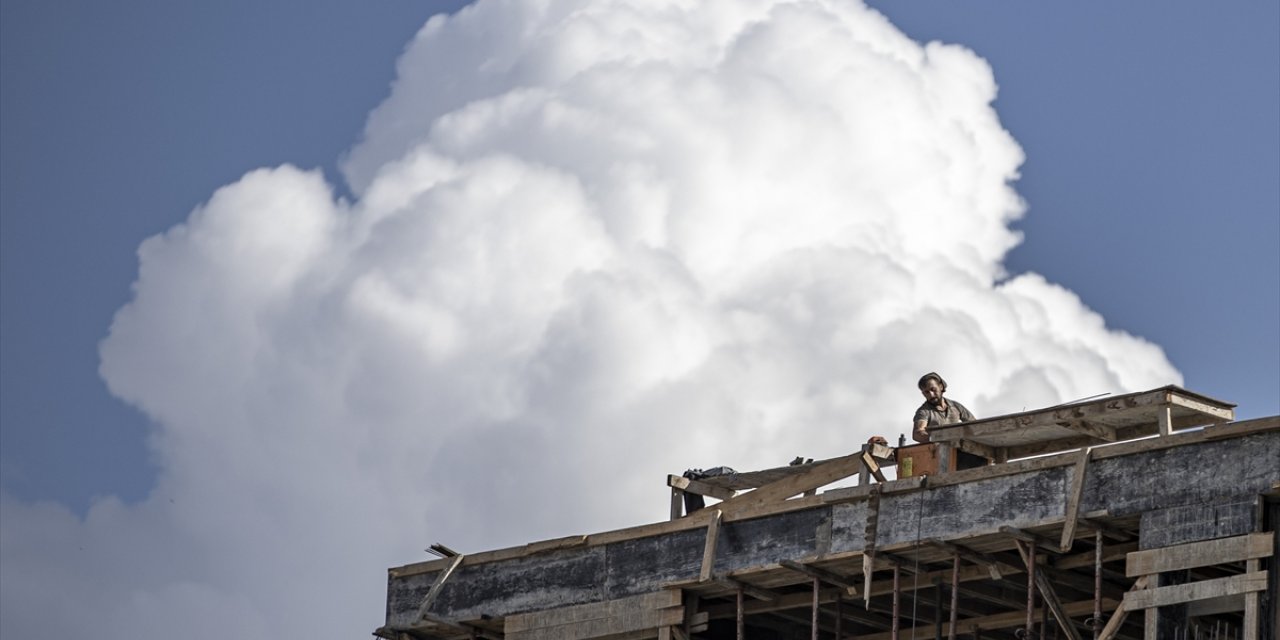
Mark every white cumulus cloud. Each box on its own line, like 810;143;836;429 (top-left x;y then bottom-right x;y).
1;0;1179;638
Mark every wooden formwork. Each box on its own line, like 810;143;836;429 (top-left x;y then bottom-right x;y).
378;392;1276;640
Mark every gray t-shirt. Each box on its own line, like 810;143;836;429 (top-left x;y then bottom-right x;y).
913;399;975;428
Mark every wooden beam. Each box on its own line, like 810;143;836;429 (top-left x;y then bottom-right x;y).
854;598;1115;640
1243;559;1259;640
860;451;887;483
1055;541;1138;571
1057;420;1117;442
1011;536;1085;640
778;559;859;595
1076;516;1133;542
1125;533;1273;577
699;509;723;582
505;590;682;640
923;538;1011;580
1060;447;1093;552
944;439;996;461
416;614;505;640
417;553;464;619
1096;575;1150;640
525;535;587;555
668;475;736;501
1167;392;1235;423
1157;405;1172;436
703;561;1017;621
713;577;779;602
1123;572;1268;610
1001;525;1060;553
712;452;865;515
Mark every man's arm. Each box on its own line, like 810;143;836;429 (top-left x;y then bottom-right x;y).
912;419;930;443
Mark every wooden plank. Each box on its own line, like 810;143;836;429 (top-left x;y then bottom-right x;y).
924;538;1008;580
670;488;682;521
1125;533;1273;577
951;439;997;460
1187;593;1246;616
507;608;682;640
1013;535;1085;640
713;577;779;602
667;475;736;501
1004;435;1101;461
929;388;1174;444
505;591;682;635
416;553;464;619
778;559;859;595
525;535;588;555
712;452;864;515
1060;447;1093;552
860;451;887;483
417;615;504;640
1168;392;1235;423
853;598;1113;640
1058;420;1117;442
699;509;722;582
1157;405;1172;437
1056;541;1138;571
1123;571;1268;610
1243;559;1259;640
1097;575;1150;640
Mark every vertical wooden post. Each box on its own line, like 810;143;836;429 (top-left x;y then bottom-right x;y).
670;488;683;520
699;509;722;582
1243;558;1259;640
736;587;744;640
1157;405;1173;437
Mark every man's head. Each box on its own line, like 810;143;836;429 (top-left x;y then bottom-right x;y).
918;372;947;407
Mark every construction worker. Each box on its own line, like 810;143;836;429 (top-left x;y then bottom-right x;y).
912;371;987;468
912;371;975;443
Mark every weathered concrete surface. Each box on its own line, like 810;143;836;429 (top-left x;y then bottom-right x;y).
387;425;1280;629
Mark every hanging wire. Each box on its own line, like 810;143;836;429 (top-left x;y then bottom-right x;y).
910;478;926;640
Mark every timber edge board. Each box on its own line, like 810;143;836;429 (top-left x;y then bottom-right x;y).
389;415;1279;580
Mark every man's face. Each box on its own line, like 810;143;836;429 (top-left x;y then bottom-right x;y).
920;379;945;406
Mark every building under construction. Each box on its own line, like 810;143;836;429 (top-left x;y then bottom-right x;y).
376;386;1280;640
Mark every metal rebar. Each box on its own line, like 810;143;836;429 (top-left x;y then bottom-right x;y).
893;563;901;640
1093;530;1103;640
1026;544;1036;639
949;553;960;640
1041;589;1050;639
813;577;821;640
935;580;944;640
835;591;843;640
736;587;744;640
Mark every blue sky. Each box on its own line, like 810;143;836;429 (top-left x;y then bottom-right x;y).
2;0;1277;524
